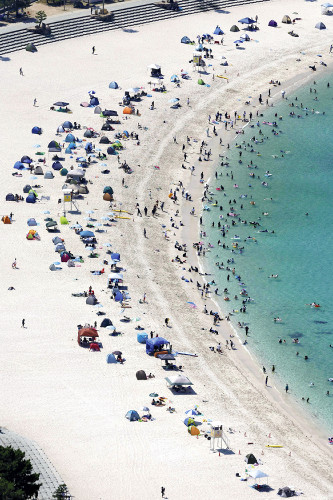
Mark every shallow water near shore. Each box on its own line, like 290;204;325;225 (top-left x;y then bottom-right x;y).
203;74;333;432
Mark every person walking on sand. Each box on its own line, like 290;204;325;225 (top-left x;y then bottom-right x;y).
285;383;289;393
33;98;37;106
265;375;268;386
19;67;23;76
21;319;25;328
92;46;95;54
143;228;147;238
12;258;17;269
161;486;165;498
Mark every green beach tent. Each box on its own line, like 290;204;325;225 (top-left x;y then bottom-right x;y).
230;25;240;32
60;216;69;225
26;43;37;52
198;79;205;85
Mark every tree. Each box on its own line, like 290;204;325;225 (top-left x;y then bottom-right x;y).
35;10;47;26
53;483;71;499
0;445;41;499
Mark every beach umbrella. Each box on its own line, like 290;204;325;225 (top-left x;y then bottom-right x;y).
88;90;96;94
43;210;50;214
112;351;122;356
170;74;179;82
106;325;116;331
185;409;199;416
53;261;61;266
169;98;180;103
80;230;95;237
85;246;95;252
126;87;140;94
234;40;244;44
86;210;94;214
103;242;112;246
54;101;69;107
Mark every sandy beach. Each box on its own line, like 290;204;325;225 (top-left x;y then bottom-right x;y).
1;0;333;498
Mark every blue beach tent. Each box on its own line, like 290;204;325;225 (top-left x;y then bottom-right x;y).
137;333;148;344
106;353;117;363
213;26;224;35
63;121;73;129
80;230;95;237
90;96;99;106
239;17;255;24
146;337;169;355
315;22;326;29
111;252;120;261
32;126;42;135
26;194;36;203
181;36;191;44
65;133;75;143
109;81;119;89
125;410;140;421
52;161;63;171
14;161;25;170
21;155;32;164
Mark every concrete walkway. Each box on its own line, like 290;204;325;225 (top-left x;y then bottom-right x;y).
0;427;66;499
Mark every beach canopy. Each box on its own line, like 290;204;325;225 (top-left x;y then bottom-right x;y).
157;353;176;361
268;19;278;27
146;337;169;355
136;370;147;380
230;25;240;32
125;410;140;421
32;126;42;135
282;15;292;24
213;25;224;35
165;374;193;386
109;81;119;89
26;43;37;52
248;469;268;480
315;21;326;29
106;353;117;363
238;17;255;24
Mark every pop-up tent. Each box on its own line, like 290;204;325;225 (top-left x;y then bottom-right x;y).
125;410;140;421
34;165;44;175
103;186;113;194
277;486;296;497
106;353;117;363
146;337;169;355
109;81;119;89
136;370;147;380
245;453;257;464
26;43;37;52
23;184;32;193
6;194;15;201
240;33;250;41
181;35;191;44
268;19;278;27
65;133;75;143
315;21;326;29
26;193;37;203
90;96;99;106
52;161;63;171
44;171;54;179
100;318;113;328
2;215;11;223
100;136;110;144
32;126;42;135
213;25;224;35
14;161;25;170
230;24;240;32
27;218;37;226
86;295;97;305
282;15;292;24
63;120;73;129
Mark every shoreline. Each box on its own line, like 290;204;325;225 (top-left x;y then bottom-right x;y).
1;1;333;497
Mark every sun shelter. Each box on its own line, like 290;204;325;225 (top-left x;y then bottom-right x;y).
60;216;68;225
57;125;65;133
63;120;73;129
148;63;161;77
100;318;113;328
27;218;37;226
21;155;32;164
277;486;296;497
146;337;169;355
100;136;110;144
137;332;148;343
136;370;147;380
315;21;326;29
213;25;224;35
123;106;134;115
14;161;25;170
245;453;257;464
238;17;255;24
103;186;113;195
109;81;119;89
2;215;11;223
106;353;117;363
26;43;37;52
247;469;269;485
90;96;99;106
6;194;15;201
158;353;176;368
198;78;205;85
84;129;94;138
65;133;75;143
165;374;193;387
44;171;54;179
230;24;240;32
34;165;44;175
188;425;200;436
240;33;250;41
48;140;61;152
52;161;63;171
268;19;278;27
170;74;179;83
125;410;140;421
86;294;97;305
23;185;32;193
78;327;98;345
32;126;42;135
181;35;191;44
52;236;63;245
26;194;37;203
282;15;292;24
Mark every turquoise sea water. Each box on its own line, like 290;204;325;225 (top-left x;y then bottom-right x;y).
203;75;333;432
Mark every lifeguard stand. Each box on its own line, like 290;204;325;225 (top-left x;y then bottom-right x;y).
63;189;79;215
193;53;202;73
209;421;230;451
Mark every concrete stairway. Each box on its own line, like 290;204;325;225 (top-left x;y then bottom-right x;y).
0;0;269;55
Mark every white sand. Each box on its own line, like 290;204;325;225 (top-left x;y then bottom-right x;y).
1;1;333;498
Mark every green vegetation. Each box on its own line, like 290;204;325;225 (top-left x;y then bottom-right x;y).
35;9;47;25
0;445;41;499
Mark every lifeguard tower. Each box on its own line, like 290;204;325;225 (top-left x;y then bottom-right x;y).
209;421;230;452
63;188;79;215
